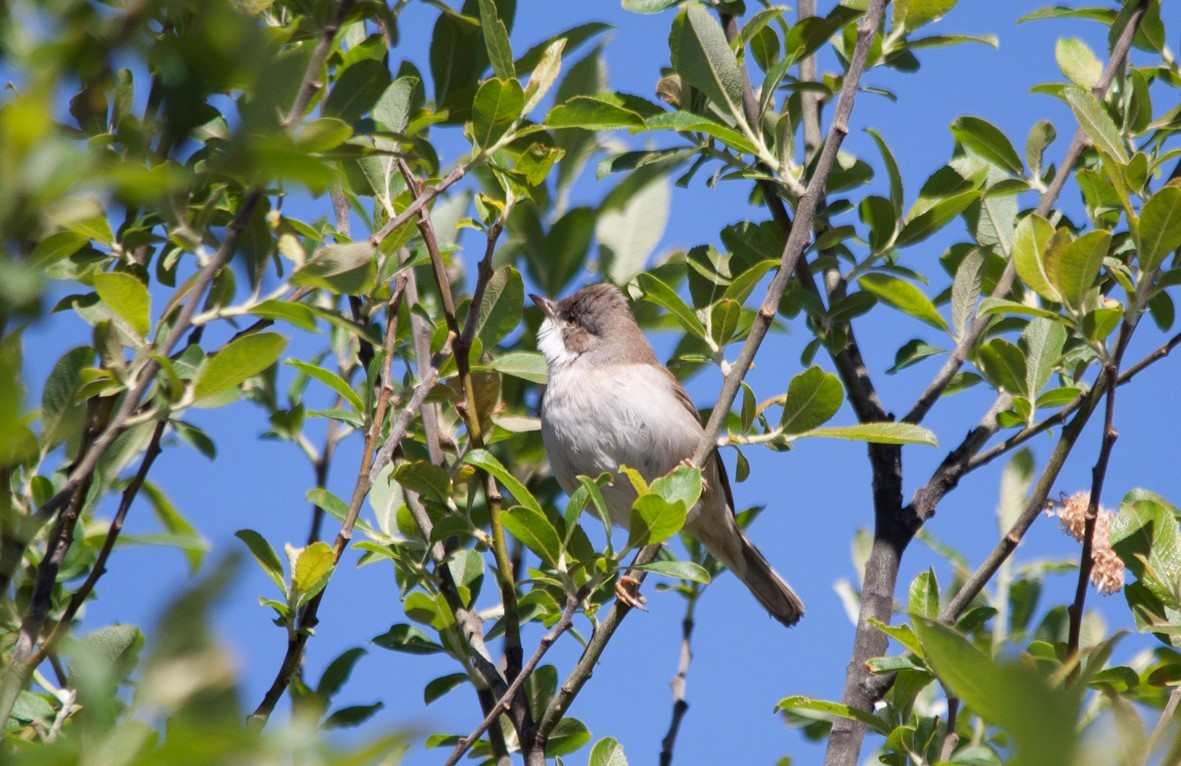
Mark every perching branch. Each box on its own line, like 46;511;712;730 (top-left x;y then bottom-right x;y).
536;0;891;750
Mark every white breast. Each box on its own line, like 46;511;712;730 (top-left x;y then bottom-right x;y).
541;362;704;528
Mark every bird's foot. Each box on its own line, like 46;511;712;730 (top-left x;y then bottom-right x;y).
614;575;648;611
679;457;710;494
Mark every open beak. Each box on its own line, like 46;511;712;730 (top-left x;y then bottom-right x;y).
530;294;558;320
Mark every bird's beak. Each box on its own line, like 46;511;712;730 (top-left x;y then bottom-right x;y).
530;294;558;320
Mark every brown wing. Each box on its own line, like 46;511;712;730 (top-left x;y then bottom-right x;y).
658;365;738;516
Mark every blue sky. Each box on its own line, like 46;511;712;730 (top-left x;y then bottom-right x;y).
20;1;1181;764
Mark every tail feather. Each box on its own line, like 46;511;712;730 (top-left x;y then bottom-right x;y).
735;532;804;627
691;518;804;627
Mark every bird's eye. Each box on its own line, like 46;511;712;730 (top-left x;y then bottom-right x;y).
560;314;576;328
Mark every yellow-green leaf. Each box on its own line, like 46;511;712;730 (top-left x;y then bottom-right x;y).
94;272;151;337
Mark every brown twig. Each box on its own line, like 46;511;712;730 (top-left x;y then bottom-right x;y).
248;278;410;729
903;0;1148;425
395;163;534;747
536;0;891;750
443;594;583;766
659;598;697;766
939;697;960;761
30;419;168;667
281;0;357;129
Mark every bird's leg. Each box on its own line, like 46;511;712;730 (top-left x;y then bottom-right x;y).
615;575;648;611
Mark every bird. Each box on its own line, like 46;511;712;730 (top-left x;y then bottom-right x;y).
531;283;803;627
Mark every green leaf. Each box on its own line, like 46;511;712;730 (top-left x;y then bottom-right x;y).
892;0;957;34
1025;120;1057;178
803;423;938;447
545;94;647;130
631;560;712;584
287;359;363;413
1064;87;1127;163
290;541;335;607
235;529;286;594
502;505;562;567
291;242;378;295
465;448;542;513
637;273;706;338
1044;229;1110;313
41;346;91;449
1138;186;1181;275
477;0;514;79
858;274;948;331
589;737;628;766
950;248;985;339
671;5;745;125
1012;214;1059;302
622;0;679;11
1021;318;1067;399
913;617;1079;766
1055;38;1102;89
474;266;524;348
909;568;939;619
628;494;687;548
650;464;702;510
307;487;351;525
472;77;525;148
192;332;287;403
977;338;1027;396
776;695;891;735
547;717;592;757
598;175;671;285
867;128;904;217
93;272;151;337
483;351;548;384
317;647;367;697
859;195;896;254
323;59;390;123
1112;490;1181;607
424;673;469;704
780;366;843;434
522;39;564;114
950;116;1024;176
896;190;979;247
372;624;445;655
323;701;384;729
374;77;418;134
868;618;924;656
393;461;453;504
248;299;319;332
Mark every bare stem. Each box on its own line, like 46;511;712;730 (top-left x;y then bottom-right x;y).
444;594;583;766
659;597;697;766
248;279;409;729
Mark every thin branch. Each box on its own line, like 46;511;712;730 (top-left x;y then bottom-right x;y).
281;0;357;129
939;380;1105;621
30;419;168;667
443;594;583;766
249;278;409;729
398;163;532;741
903;0;1148;425
660;598;697;766
939;697;960;762
536;0;891;748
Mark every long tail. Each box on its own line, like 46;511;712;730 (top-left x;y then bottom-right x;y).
691;517;804;627
733;531;804;627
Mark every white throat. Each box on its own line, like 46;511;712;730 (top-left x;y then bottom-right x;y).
537;317;578;368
